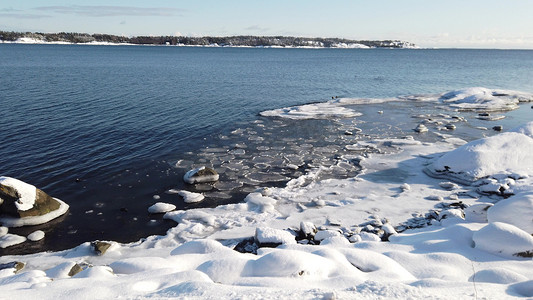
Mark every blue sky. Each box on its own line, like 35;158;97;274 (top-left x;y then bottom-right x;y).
1;0;532;48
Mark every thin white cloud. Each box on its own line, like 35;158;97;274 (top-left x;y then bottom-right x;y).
244;25;270;32
34;5;184;17
0;12;50;19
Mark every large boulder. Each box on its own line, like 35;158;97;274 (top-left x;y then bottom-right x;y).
0;176;69;227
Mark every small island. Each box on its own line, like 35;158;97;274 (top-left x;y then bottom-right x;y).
0;30;417;48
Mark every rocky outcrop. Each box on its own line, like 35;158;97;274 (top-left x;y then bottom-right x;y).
0;177;69;227
0;187;60;218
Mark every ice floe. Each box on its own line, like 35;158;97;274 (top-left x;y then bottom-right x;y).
260;87;533;120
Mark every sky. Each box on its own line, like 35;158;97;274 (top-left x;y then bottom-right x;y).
1;0;533;49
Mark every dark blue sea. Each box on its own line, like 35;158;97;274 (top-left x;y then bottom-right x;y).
1;44;532;254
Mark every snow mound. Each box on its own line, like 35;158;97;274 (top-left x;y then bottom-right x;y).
427;131;533;183
148;202;176;214
439;87;533;111
255;227;296;245
249;249;335;278
488;195;533;234
470;267;528;284
245;192;277;213
27;230;45;242
0;233;26;248
109;257;173;274
178;190;205;203
473;222;533;259
170;240;231;255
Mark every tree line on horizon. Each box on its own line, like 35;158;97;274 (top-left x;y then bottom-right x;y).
0;30;415;48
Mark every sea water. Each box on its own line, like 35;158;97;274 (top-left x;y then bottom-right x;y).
1;44;532;254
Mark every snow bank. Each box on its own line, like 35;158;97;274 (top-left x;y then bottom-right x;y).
473;222;533;259
488;195;533;234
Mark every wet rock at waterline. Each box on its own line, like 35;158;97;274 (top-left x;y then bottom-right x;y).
183;167;219;184
0;176;69;227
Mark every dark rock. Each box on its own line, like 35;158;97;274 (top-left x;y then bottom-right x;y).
0;183;61;218
183;167;219;184
91;241;112;256
68;263;84;276
233;237;258;254
445;123;456;130
493;125;503;131
515;250;533;258
0;261;25;273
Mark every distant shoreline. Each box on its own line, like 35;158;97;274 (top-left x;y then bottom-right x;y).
0;30;418;49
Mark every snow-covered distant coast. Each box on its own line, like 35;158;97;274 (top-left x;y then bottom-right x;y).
0;88;532;299
0;31;418;49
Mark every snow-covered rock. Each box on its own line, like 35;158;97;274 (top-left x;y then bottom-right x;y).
27;230;45;242
473;222;533;259
148;202;176;214
0;177;69;227
428;132;533;183
255;227;296;245
183;167;219;184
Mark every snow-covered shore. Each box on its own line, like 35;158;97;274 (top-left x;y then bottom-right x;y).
0;37;416;49
0;88;532;299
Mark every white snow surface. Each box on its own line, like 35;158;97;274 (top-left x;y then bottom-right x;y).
427;122;533;182
440;87;533;111
260;101;362;120
178;190;205;203
27;230;45;242
260;87;533;120
1;119;533;298
147;202;176;214
0;176;37;211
